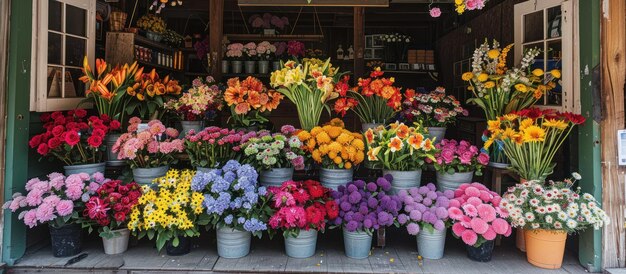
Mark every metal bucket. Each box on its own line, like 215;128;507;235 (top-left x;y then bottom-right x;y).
106;133;125;166
319;168;353;190
383;170;422;194
361;123;383;132
417;227;446;259
63;162;106;176
221;60;230;74
426;127;446;144
259;167;293;187
231;60;243;74
132;166;169;186
258;60;270;74
436;171;474;192
272;61;281;71
343;229;372;259
244;61;256;74
196;167;216;174
284;229;317;258
216;227;252;259
180;120;203;138
102;228;130;255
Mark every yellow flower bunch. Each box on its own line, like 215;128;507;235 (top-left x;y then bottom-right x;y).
364;122;436;171
297;118;365;169
128;169;209;251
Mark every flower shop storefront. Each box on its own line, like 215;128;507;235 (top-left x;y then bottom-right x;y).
1;0;625;273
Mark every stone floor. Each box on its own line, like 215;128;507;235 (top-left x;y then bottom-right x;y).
8;229;589;274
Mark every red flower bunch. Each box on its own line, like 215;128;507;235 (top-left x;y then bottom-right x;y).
513;107;586;125
28;110;121;166
83;180;141;235
267;180;339;237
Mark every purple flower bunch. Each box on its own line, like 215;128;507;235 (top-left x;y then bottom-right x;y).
331;175;401;233
429;139;489;176
397;183;454;235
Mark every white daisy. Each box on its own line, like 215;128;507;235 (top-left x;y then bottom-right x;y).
529;198;540;207
531;223;540;229
566;219;578;229
545;215;553;224
572;172;582;180
520;190;529;198
554;221;563;229
525;212;536;221
558;212;568;221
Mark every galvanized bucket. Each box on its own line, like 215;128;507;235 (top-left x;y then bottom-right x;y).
258;60;270;74
106;133;125;166
272;61;281;71
361;122;383;132
132;166;169;186
102;228;130;255
417;227;446;259
216;227;252;259
383;170;422;194
343;229;372;259
231;61;243;74
64;162;106;176
196;167;216;174
221;60;230;74
284;229;318;258
244;61;256;74
319;168;353;190
259;167;293;187
426;127;446;144
180;120;203;138
436;171;474;192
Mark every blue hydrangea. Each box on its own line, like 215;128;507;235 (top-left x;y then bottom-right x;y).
258;186;267;196
243;218;267;233
222;160;241;173
237;217;246;224
224;214;234;225
210;176;230;193
223;171;236;183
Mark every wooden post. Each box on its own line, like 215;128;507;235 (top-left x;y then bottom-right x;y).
353;7;365;79
600;0;626;268
209;0;224;80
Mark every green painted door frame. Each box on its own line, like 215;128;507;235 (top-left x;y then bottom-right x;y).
3;0;32;265
576;0;603;272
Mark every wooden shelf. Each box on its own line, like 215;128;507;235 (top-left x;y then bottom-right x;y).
137;60;183;73
134;34;176;52
223;73;271;78
224;34;324;42
185;72;208;77
384;70;437;74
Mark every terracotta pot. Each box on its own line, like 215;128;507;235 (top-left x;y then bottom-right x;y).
524;229;567;269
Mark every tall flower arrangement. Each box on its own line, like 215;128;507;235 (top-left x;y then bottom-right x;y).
400;87;468;127
241;125;305;171
126;69;182;120
29;111;121;166
184;127;245;169
429;139;489;176
364;122;436;171
485;108;585;181
333;68;402;124
164;76;223;122
397;183;453;235
224;76;283;127
270;58;343;130
82;180;142;238
296;119;365;170
127;169;208;251
112;118;184;168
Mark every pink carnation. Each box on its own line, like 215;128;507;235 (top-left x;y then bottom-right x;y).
35;202;55;223
23;209;38;228
56;200;74;216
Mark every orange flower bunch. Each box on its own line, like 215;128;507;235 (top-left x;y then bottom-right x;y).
297;118;365;169
224;76;283;127
356;68;402;110
125;69;182;120
364;122;437;171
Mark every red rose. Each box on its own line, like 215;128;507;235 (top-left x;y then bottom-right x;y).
40;113;51;122
50;111;63;120
37;143;49;155
114;211;126;222
109;120;121;131
47;137;62;149
113;203;124;212
78;122;90;130
87;135;103;148
54;116;66;125
51;125;65;136
65;130;80;146
121;197;130;206
305;182;325;199
74;109;87;118
118;184;129;194
28;135;42;148
88;116;101;123
100;114;110;122
92;128;106;137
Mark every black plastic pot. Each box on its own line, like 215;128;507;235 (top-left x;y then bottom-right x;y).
49;223;83;257
165;236;191;256
466;240;495;262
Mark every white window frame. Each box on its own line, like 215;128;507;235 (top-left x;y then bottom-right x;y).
30;0;96;112
514;0;580;114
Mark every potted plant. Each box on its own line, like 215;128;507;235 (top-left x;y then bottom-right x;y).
164;76;223;136
397;183;453;259
240;125;305;187
224;76;284;129
226;43;244;74
448;183;511;262
364;122;437;193
126;69;182;121
287;40;305;58
501;174;609;269
256;41;276;74
29;111;120;175
430;139;489;192
296;119;366;190
191;160;273;258
136;14;166;41
331;175;400;259
243;42;258;74
270;58;344;131
112;118;184;186
82;180;142;254
400;87;468;143
3;172;105;257
184;126;246;172
333;68;403;131
127;169;208;255
267;180;339;258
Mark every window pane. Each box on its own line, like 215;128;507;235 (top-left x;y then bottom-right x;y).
524;11;544;43
523;42;546;105
65;4;86;37
547;6;562;39
47;66;63;98
546;40;563;105
65;68;86;98
48;32;62;65
65;36;85;67
48;0;62;32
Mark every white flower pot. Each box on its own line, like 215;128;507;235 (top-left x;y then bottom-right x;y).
436;171;474;192
383;169;422;194
102;228;130;255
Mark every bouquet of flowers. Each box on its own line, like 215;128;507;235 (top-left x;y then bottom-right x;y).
334;68;402;124
164;76;223;122
501;174;609;232
243;42;257;60
296;119;365;170
462;40;561;120
331;175;401;234
191;160;272;237
128;169;208;251
448;183;511;247
241;125;306;171
400;87;468;127
256;41;277;61
267;180;339;237
225;43;244;61
126;69;182;120
224;76;283;127
29;110;121;166
429;139;489;176
454;0;487;14
112;118;184;168
364;122;436;171
82;180;142;238
287;41;305;57
3;172;105;228
79;57;143;122
397;183;453;235
485;108;585;181
184;127;245;169
270;58;343;130
136;14;166;34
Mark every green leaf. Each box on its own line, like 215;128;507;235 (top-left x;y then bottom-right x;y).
172;236;179;247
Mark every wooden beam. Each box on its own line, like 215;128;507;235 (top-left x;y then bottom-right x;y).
238;0;388;7
353;7;365;79
600;0;626;268
209;0;225;80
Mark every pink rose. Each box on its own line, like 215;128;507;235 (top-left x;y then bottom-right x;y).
429;7;442;18
477;153;489;165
